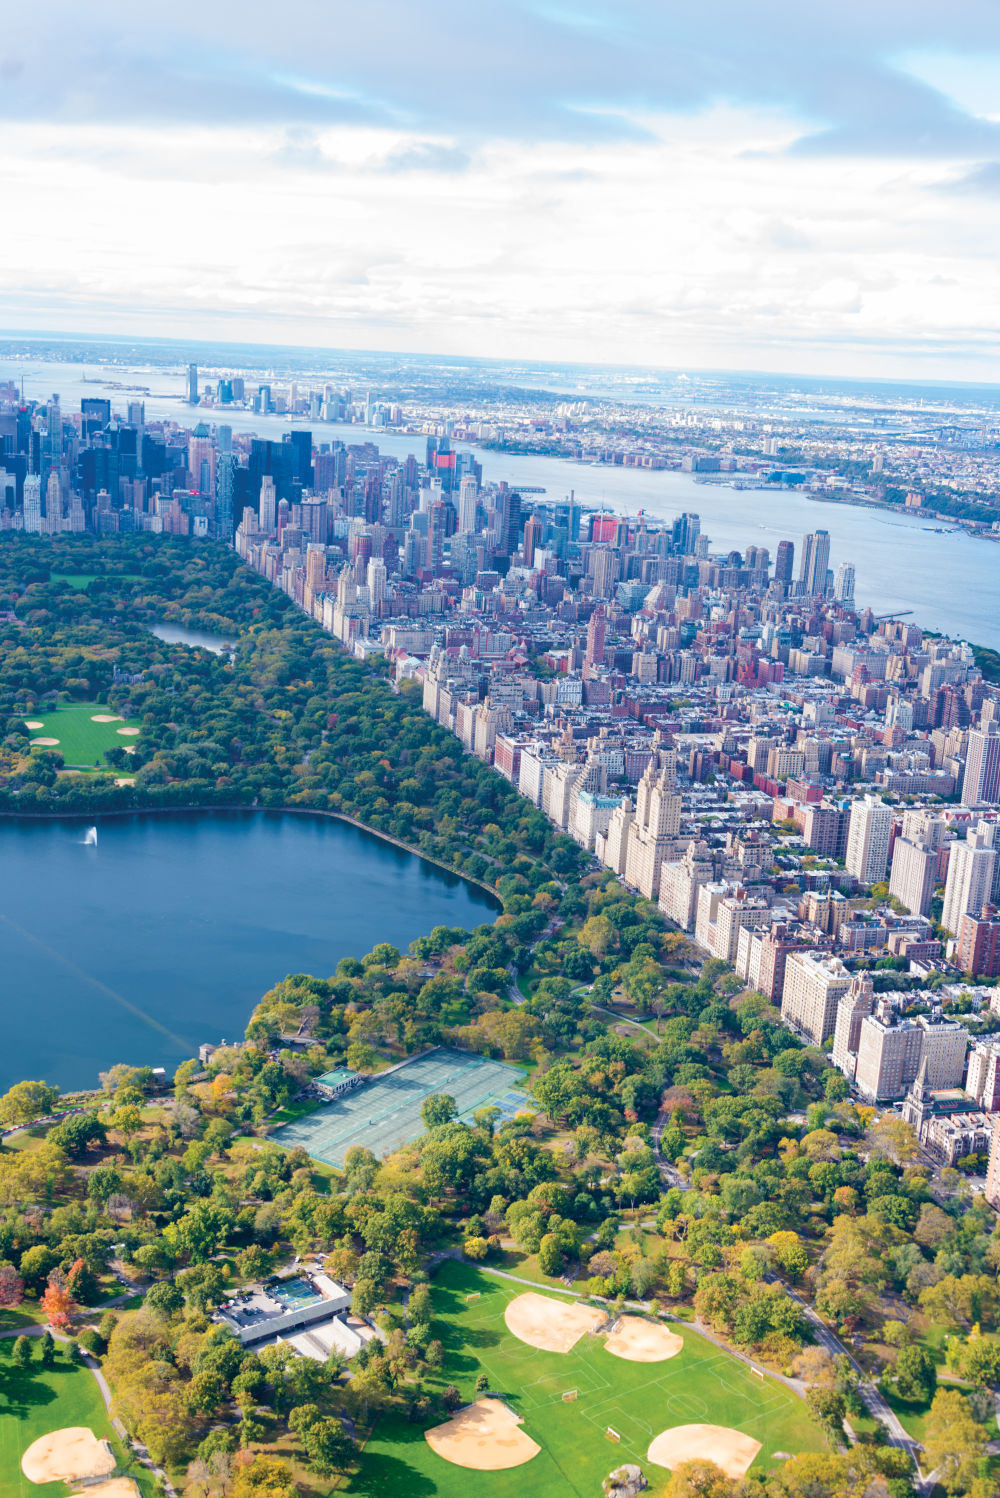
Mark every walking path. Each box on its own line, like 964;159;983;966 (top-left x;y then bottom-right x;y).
1;1315;177;1495
649;1098;930;1485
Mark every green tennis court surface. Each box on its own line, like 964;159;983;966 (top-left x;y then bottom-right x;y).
273;1047;527;1166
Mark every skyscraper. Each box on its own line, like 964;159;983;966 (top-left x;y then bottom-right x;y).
584;605;606;678
834;561;856;606
259;476;277;534
774;539;794;586
23;474;42;533
845;794;892;884
522;514;542;568
499;489;521;556
188;423;215;497
962;725;1000;808
458;476;478;533
215;425;234;541
800;530;831;596
366;557;387;611
187;363;199;404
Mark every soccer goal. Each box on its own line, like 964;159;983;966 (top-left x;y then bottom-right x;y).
465;1292;482;1303
605;1427;621;1443
562;1390;578;1403
750;1366;765;1381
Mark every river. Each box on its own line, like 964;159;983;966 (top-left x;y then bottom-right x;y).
3;357;997;647
0;811;499;1092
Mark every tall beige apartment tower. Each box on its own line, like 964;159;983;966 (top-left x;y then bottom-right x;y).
942;823;997;937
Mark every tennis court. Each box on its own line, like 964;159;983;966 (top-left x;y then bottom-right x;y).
273;1047;527;1166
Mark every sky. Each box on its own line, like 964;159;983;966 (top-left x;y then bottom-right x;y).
4;1;1000;378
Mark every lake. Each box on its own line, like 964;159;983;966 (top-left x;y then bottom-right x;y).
150;621;237;655
0;811;499;1092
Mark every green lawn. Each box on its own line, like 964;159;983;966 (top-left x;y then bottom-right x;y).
0;1349;116;1498
49;573;99;589
342;1261;826;1498
50;573;142;590
23;703;141;768
270;1097;324;1125
883;1384;999;1445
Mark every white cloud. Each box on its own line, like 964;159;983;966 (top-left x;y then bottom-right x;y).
3;104;1000;375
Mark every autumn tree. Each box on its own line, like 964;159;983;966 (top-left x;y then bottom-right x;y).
40;1277;75;1330
0;1263;24;1307
923;1389;988;1494
0;1080;59;1125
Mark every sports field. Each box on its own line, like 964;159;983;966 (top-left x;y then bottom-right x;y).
23;704;141;768
0;1355;115;1498
273;1048;526;1167
342;1261;826;1498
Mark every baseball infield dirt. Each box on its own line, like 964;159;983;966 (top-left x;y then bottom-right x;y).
424;1398;540;1470
504;1292;606;1353
21;1427;115;1485
647;1423;762;1479
604;1316;684;1362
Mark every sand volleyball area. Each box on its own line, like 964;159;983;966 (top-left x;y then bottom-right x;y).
604;1316;684;1362
504;1291;606;1353
424;1398;540;1470
647;1423;762;1479
21;1426;115;1484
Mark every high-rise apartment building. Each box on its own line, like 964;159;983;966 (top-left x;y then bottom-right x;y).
845;794;892;884
985;1118;1000;1210
780;951;852;1045
956;904;1000;978
962;725;1000;807
852;1004;966;1102
888;836;938;916
942;823;997;937
623;755;682;899
187;363;199;404
799;529;831;596
966;1037;1000;1111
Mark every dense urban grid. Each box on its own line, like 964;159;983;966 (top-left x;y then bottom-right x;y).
5;367;1000;1497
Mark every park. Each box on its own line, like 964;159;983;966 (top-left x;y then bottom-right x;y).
343;1260;826;1497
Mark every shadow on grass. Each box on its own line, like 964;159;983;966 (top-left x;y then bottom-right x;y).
0;1366;58;1415
349;1421;439;1498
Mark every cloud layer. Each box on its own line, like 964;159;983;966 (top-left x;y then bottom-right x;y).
3;3;1000;373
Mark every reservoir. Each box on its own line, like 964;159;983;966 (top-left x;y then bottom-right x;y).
0;811;499;1093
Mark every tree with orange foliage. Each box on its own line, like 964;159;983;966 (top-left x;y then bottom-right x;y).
40;1279;74;1329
